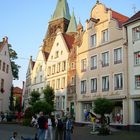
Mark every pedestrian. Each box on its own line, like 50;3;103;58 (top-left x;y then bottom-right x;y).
9;131;18;140
31;114;38;127
44;116;48;140
55;114;64;140
37;111;47;140
47;114;53;140
65;116;73;140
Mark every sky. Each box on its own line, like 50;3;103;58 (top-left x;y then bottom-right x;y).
0;0;139;88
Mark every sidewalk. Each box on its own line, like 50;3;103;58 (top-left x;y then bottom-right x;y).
72;125;140;140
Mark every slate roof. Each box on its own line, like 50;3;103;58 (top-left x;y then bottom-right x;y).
123;11;140;25
51;0;71;21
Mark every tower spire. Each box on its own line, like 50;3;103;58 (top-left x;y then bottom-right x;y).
51;0;71;21
96;0;99;4
67;9;77;33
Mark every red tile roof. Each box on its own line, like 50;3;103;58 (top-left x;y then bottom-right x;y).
43;51;49;61
111;10;129;28
13;87;23;95
62;33;75;50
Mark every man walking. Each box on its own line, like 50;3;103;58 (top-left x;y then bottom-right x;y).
37;111;47;140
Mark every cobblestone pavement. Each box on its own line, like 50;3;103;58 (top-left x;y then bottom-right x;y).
0;124;140;140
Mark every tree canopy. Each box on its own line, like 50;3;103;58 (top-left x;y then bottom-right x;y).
43;85;55;108
29;91;40;106
8;44;20;80
94;98;114;116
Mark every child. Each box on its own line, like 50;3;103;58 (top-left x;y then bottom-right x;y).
9;132;18;140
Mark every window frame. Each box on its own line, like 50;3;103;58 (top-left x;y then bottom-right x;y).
114;73;123;90
91;78;97;93
102;76;109;91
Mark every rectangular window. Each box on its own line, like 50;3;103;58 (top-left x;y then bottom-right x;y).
62;96;65;110
52;65;55;74
102;29;108;43
34;77;36;84
2;62;5;72
134;51;140;65
48;66;51;76
71;76;75;85
61;77;65;89
133;26;140;41
71;62;75;70
102;52;109;67
81;58;87;72
91;34;96;47
40;65;42;71
0;60;1;70
114;73;123;90
134;101;140;123
0;79;4;89
55;51;59;58
57;62;61;73
91;55;97;70
81;80;86;94
114;48;122;64
102;76;109;91
91;78;97;93
40;75;42;82
62;61;66;71
135;75;140;89
6;65;9;73
52;80;55;89
56;79;60;89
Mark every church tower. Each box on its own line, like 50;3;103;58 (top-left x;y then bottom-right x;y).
43;0;71;53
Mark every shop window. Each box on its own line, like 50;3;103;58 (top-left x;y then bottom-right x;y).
134;101;140;123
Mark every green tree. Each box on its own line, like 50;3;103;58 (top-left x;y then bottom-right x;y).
29;91;40;106
43;85;55;108
15;96;21;112
9;86;14;111
8;44;20;80
93;98;114;135
32;101;53;114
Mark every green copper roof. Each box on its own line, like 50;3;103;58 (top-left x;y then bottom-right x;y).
51;0;71;21
67;10;77;33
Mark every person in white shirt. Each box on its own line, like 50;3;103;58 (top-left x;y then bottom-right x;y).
9;132;17;140
48;115;53;140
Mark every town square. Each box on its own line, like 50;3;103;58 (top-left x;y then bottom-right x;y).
0;0;140;139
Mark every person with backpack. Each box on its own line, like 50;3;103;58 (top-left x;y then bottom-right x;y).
55;115;64;140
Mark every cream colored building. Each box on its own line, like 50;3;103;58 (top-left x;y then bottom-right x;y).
46;31;74;113
31;46;48;99
24;47;48;108
0;37;13;112
76;2;129;125
124;11;140;129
